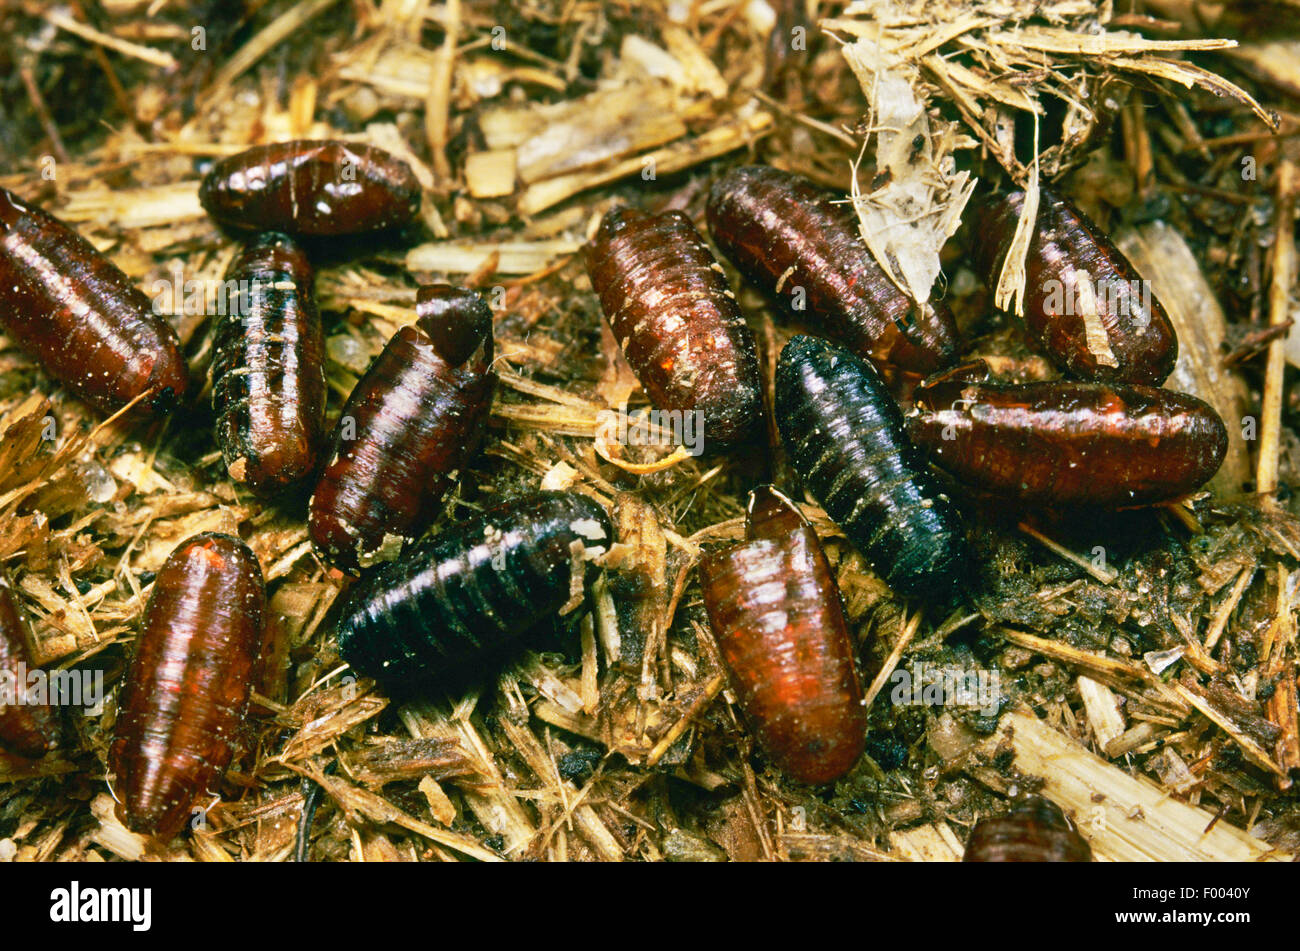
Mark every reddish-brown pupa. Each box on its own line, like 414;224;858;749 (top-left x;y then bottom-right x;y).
699;486;867;784
109;533;265;838
210;232;326;496
905;361;1228;506
0;571;59;758
309;284;496;573
0;186;189;415
964;797;1093;862
583;207;763;452
199;140;421;236
968;189;1178;385
706;165;960;375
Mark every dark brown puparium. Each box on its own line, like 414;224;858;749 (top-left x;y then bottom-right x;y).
414;282;494;365
963;797;1093;862
583;207;763;452
706;165;959;374
0;186;189;415
774;335;969;600
969;189;1178;385
336;491;613;689
0;571;59;758
198;139;421;236
211;232;326;496
308;284;496;573
700;486;867;784
108;532;265;839
907;364;1228;505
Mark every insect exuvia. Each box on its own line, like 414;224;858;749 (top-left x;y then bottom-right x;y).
906;361;1228;505
583;206;763;452
775;335;968;600
699;486;866;784
199;139;422;236
0;571;59;759
210;232;326;496
0;186;189;416
968;188;1178;385
963;797;1093;862
308;284;497;573
108;533;265;839
336;491;612;689
706;165;960;375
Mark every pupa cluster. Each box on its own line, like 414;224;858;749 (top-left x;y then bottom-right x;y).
0;138;1229;841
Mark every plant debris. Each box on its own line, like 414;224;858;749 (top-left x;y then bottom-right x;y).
0;0;1298;862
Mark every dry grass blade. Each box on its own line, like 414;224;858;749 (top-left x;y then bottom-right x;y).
982;709;1287;861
